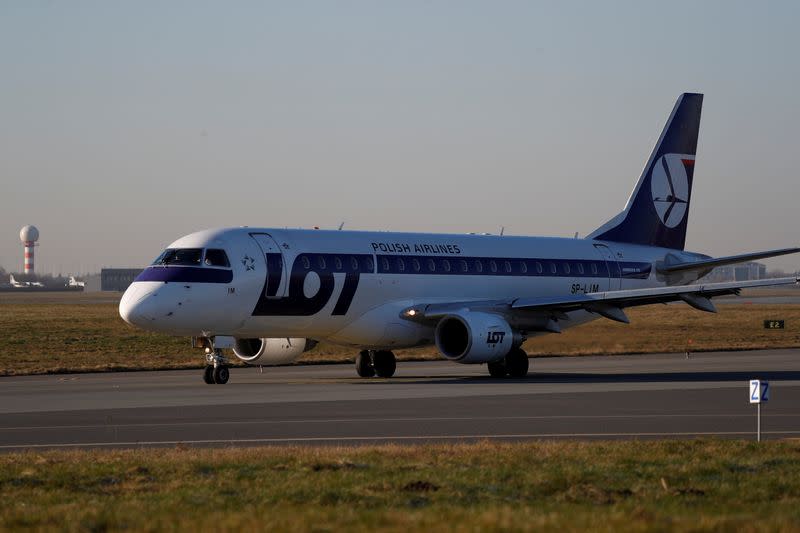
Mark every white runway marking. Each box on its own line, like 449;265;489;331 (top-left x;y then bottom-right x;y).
3;430;800;450
2;412;800;432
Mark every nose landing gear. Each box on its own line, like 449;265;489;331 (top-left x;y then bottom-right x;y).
355;350;396;378
203;348;230;385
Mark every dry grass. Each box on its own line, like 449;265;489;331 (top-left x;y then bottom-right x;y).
1;292;799;376
1;440;799;531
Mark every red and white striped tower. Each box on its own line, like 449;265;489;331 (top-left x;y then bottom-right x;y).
19;225;39;274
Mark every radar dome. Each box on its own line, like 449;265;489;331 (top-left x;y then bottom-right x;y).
20;225;39;243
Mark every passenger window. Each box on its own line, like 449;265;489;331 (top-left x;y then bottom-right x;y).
443;260;451;272
490;260;498;273
317;256;327;269
301;256;311;270
536;262;543;274
334;257;343;270
591;263;598;275
204;249;230;268
397;258;406;272
549;263;557;275
504;261;512;273
460;260;469;273
475;260;484;273
563;263;570;275
520;261;528;274
427;259;436;272
577;263;584;275
364;257;374;272
381;257;390;272
412;258;421;272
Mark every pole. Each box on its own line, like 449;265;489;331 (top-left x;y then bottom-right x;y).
757;402;761;442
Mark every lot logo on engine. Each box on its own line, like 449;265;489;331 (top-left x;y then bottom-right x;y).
487;331;506;345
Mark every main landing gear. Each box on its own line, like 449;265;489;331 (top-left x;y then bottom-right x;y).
203;348;230;385
355;350;397;378
487;347;529;378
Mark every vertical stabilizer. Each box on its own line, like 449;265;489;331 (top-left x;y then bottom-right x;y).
588;93;703;250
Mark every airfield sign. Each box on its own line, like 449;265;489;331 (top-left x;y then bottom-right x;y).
749;380;770;404
749;379;770;442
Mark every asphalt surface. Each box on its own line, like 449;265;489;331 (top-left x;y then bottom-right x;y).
1;349;799;450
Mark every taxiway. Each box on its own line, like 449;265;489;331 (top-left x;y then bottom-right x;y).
1;349;799;450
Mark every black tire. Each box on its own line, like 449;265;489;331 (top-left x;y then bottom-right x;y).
213;365;230;384
355;351;375;378
505;348;529;378
373;350;396;378
203;365;215;384
487;360;507;378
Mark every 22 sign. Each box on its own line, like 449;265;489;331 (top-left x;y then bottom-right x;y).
750;379;770;404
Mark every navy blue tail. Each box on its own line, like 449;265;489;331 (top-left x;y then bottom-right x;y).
589;93;703;250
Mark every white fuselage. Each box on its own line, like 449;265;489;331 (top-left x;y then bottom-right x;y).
119;227;702;350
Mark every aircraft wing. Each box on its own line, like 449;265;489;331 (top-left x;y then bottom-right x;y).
400;277;799;328
658;247;800;274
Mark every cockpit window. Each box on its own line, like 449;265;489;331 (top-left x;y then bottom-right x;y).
152;248;203;266
205;249;230;268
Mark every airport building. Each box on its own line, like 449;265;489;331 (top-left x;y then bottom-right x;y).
703;262;767;283
84;268;142;292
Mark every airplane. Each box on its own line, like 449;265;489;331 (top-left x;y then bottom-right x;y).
9;274;44;288
67;276;85;288
120;93;799;385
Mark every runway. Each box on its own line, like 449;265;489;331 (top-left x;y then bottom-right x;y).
1;349;799;450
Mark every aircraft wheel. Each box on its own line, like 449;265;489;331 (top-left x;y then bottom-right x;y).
373;350;396;378
487;360;507;378
356;351;375;378
203;365;215;384
213;365;230;384
505;348;529;378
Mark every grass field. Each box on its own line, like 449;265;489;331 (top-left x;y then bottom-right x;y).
1;291;799;376
1;440;799;531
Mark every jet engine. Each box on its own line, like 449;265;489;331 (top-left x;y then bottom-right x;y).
434;312;515;364
232;338;317;365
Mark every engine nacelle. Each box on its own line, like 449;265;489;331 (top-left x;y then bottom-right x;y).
435;312;515;364
232;338;316;365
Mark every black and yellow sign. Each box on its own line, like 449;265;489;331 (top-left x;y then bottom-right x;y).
764;320;785;329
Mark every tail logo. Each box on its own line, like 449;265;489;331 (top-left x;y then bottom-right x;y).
650;154;693;228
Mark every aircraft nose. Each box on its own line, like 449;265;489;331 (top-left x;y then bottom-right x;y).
119;283;160;328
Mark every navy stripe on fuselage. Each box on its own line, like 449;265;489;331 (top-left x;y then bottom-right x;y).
135;266;233;284
374;254;651;280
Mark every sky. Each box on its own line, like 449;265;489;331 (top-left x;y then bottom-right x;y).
1;1;799;274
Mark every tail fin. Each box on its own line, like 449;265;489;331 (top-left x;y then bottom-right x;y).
588;93;703;250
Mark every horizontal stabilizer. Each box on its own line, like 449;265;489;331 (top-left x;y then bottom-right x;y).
659;247;800;274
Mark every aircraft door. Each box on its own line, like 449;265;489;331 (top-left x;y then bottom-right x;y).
250;233;288;299
593;243;621;291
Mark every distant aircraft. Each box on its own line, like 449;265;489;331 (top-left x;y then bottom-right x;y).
120;93;799;385
9;274;44;288
67;276;85;288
